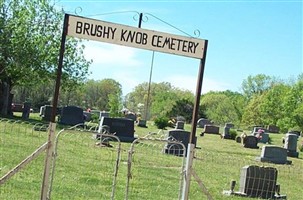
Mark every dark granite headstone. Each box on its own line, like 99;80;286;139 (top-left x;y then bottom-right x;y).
98;117;136;142
258;133;269;144
222;126;231;139
252;126;266;134
175;121;185;130
235;136;242;143
284;133;299;158
225;123;234;129
256;145;291;164
238;165;278;199
165;129;197;156
83;111;92;121
59;106;84;126
22;102;31;119
125;113;136;121
243;136;259;149
203;125;219;134
267;125;280;133
39;106;45;116
40;105;52;121
137;119;147;128
223;165;287;199
197;118;212;128
288;130;301;137
100;111;110;118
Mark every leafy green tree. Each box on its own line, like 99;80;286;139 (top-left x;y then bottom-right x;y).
241;74;278;99
241;94;266;126
108;93;122;117
11;80;55;110
220;90;246;124
0;0;90;115
124;82;150;116
125;82;173;119
83;79;122;111
277;76;303;132
125;82;195;120
259;83;290;126
201;92;239;125
59;83;86;107
166;98;195;123
151;91;176;117
151;88;194;117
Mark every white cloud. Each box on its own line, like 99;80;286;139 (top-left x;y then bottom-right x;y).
83;41;142;67
164;75;233;94
112;71;141;95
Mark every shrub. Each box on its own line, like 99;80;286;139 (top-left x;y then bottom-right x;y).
154;116;169;129
91;113;100;123
229;129;237;140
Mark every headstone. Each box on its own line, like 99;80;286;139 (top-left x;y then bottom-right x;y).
59;106;84;126
39;106;45;116
288;130;301;137
235;136;242;143
256;145;291;164
252;126;266;134
175;121;185;130
100;111;110;118
21;102;31;119
267;125;279;133
125;113;136;121
225;123;234;129
97;117;136;142
258;133;269;144
284;133;299;158
164;129;197;156
197;118;212;128
41;105;52;121
238;165;278;199
223;165;287;199
254;129;270;144
83;111;92;121
100;111;110;119
243;136;259;149
203;125;219;134
222;126;231;139
137;119;147;128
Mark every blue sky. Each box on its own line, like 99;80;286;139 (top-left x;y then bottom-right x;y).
56;0;302;95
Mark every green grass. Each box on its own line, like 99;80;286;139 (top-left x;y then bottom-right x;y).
0;116;302;200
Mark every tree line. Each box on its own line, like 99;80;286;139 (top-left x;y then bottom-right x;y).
11;74;303;133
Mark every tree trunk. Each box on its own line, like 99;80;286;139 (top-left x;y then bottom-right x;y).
0;80;13;116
